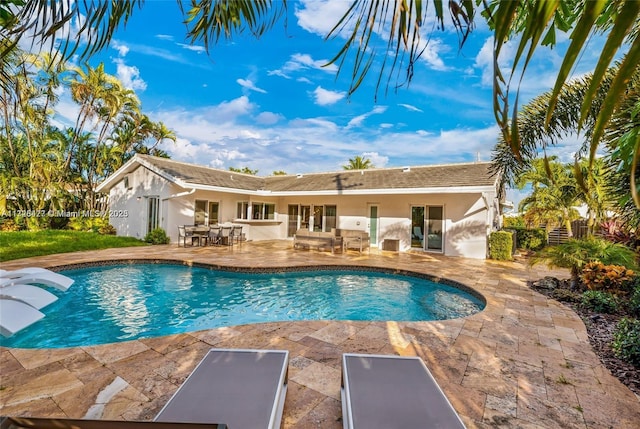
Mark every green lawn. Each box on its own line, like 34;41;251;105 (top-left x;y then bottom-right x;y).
0;230;148;262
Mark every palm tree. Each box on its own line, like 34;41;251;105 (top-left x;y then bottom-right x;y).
343;156;374;170
517;157;580;237
491;65;635;229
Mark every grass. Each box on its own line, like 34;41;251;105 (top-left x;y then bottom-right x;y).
0;230;148;262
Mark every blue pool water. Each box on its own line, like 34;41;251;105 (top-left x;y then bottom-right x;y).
0;264;485;348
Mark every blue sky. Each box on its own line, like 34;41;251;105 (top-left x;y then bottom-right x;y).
52;1;607;205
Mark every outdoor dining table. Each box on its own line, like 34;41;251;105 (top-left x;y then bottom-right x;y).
188;226;210;246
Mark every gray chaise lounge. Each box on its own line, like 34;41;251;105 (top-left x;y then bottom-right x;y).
341;353;466;429
156;348;289;429
0;417;226;429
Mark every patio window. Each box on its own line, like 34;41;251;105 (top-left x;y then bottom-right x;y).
194;200;207;225
237;202;249;219
237;201;275;220
252;202;276;220
311;204;336;232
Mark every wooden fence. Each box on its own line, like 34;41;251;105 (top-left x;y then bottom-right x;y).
546;219;589;245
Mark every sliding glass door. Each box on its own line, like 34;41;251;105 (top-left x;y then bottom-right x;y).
287;205;299;237
411;205;443;252
411;206;425;248
426;206;443;251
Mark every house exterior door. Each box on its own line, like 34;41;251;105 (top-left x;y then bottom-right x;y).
426;206;443;251
287;205;299;237
147;196;160;235
368;205;379;246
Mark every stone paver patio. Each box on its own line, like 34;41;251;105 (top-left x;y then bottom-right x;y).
1;241;639;428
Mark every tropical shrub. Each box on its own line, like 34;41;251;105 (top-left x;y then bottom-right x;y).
0;218;22;231
581;290;619;314
530;237;638;290
145;228;170;244
503;216;525;228
626;277;640;317
580;262;635;295
600;219;640;251
489;230;513;260
612;317;640;367
511;227;546;251
98;224;117;235
68;216;110;233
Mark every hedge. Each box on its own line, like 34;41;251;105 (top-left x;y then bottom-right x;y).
510;226;546;251
490;230;513;260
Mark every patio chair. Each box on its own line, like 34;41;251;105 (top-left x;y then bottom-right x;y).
412;226;424;240
231;226;243;244
0;268;74;291
155;349;289;429
341;353;466;429
218;226;233;246
178;225;196;247
208;225;222;245
0;417;227;429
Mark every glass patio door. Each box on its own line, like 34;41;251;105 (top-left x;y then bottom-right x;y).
147;196;160;234
368;205;378;246
426;206;443;251
411;206;425;248
300;205;311;230
287;205;299;237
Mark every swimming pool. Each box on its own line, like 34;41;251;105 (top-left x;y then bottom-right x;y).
0;263;485;348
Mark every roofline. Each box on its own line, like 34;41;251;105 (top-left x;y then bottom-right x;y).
95;156;140;192
183;183;497;196
96;154;499;195
96;154;187;193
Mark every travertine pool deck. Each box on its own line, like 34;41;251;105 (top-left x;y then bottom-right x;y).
1;241;639;428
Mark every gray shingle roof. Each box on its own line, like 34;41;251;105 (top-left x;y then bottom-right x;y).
138;155;497;193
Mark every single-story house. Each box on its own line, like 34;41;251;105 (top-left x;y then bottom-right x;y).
96;154;504;259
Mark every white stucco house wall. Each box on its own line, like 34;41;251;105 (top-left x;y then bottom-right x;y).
96;154;504;259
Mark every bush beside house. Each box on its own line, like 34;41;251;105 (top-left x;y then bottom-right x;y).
489;230;513;260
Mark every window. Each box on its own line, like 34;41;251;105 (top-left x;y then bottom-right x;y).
208;202;219;225
147;197;159;234
237;202;249;219
311;204;336;232
237;201;275;220
194;200;207;225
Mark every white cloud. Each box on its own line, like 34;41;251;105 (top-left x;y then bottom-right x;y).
256;112;283;124
398;103;423;113
270;53;338;78
346;105;387;128
237;78;267;94
111;40;129;57
312;86;346;106
113;58;147;91
297;77;313;84
176;43;207;53
156;34;174;41
295;0;354;37
362;152;389;168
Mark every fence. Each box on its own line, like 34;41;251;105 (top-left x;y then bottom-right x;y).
546;219;589;245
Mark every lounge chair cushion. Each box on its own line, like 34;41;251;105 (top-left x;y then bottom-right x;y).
156;349;288;429
342;354;465;428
